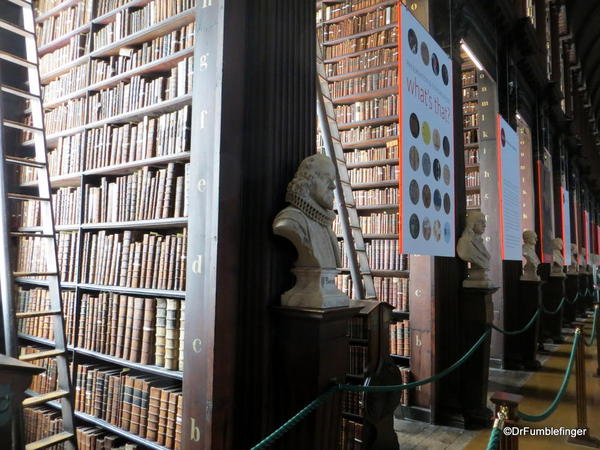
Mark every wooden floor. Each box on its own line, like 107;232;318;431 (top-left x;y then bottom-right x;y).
396;312;600;449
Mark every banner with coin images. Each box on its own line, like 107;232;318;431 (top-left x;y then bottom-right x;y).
398;4;454;256
496;115;521;261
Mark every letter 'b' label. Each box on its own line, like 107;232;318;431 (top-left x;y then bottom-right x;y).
190;418;200;441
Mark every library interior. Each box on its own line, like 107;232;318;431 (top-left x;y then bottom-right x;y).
0;0;600;449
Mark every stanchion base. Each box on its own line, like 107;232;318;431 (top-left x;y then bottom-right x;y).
568;431;600;448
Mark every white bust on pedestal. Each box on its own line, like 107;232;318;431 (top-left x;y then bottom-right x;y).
273;154;349;309
550;237;566;278
567;243;579;274
456;211;496;288
521;230;540;281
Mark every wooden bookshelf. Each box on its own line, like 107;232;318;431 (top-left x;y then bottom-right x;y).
12;0;195;447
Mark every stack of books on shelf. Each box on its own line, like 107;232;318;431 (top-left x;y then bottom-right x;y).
17;288;76;344
390;320;410;357
340;418;364;450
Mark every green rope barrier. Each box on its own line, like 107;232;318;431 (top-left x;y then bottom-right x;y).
541;297;566;315
485;427;501;450
517;331;580;422
585;307;598;347
339;328;492;393
567;292;580;304
491;309;540;335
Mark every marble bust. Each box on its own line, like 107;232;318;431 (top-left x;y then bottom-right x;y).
567;243;579;274
273;154;349;308
550;237;566;278
521;230;540;281
456;211;495;288
579;247;588;273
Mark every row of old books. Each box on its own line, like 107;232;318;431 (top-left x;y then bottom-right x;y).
10;188;82;227
15;233;78;282
77;293;184;371
464;113;478;128
390;320;410;356
340;418;363;450
17;289;76;343
319;5;396;42
345;142;398;163
43;63;89;104
348;164;398;184
84;163;189;223
39;33;89;74
35;0;65;14
44;62;192;136
25;407;139;449
374;277;408;311
317;0;385;21
358;212;398;234
463;86;478;100
329;69;398;99
20;347;61;394
36;0;92;47
463;101;477;115
398;365;411;405
354;187;398;206
335;273;354;298
339;123;398;144
349;345;368;375
74;365;182;448
93;0;195;51
325;47;397;78
96;0;138;16
462;69;476;86
342;391;364;417
335;95;398;124
464;128;478;144
465;169;480;187
467;193;481;208
365;239;408;271
324;28;397;59
465;148;479;164
80;229;188;290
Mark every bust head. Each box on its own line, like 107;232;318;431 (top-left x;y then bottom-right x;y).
466;211;486;236
552;237;563;251
523;230;537;245
287;154;336;211
571;243;577;255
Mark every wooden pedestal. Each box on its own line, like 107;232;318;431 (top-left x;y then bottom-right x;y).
504;280;543;370
459;286;497;429
272;305;361;450
541;277;565;344
565;274;579;324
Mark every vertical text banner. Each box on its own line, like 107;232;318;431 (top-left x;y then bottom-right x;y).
496;116;521;260
562;188;571;266
398;3;455;256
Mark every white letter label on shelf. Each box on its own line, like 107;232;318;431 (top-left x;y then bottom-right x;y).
199;53;209;71
200;110;209;129
197;179;207;192
190;418;201;441
192;255;203;274
192;338;202;353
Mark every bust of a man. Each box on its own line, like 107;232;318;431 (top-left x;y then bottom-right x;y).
550;237;566;278
579;247;588;273
273;154;349;308
521;230;540;281
456;211;495;288
567;243;579;274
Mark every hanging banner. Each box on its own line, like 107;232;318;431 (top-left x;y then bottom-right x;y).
562;187;571;266
397;3;454;256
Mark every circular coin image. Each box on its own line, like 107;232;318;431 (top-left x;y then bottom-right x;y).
443;164;451;185
421;41;430;65
443;136;450;157
422;121;431;145
433;129;440;150
409;179;420;205
410;113;420;138
422;184;431;208
442;64;449;85
444;222;451;242
409;214;420;239
409;145;420;171
431;53;439;75
433;220;441;241
433;189;442;211
408;29;418;54
422;153;431;176
433;158;441;181
444;193;451;214
422;217;432;241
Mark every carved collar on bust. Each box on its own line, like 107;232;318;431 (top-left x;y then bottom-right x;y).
286;191;336;226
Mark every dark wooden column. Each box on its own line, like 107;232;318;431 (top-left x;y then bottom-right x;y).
184;1;315;449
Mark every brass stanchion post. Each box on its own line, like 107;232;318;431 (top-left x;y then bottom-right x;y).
491;392;522;450
568;328;600;447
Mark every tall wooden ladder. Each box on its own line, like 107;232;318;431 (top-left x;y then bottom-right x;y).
316;41;377;300
0;0;76;448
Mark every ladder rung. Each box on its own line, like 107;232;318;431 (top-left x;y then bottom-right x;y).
16;310;62;319
1;85;40;101
3;119;43;134
0;49;36;69
10;232;54;238
23;390;69;407
5;155;46;168
0;18;34;38
13;272;58;277
25;432;74;450
7;193;50;201
19;349;64;362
